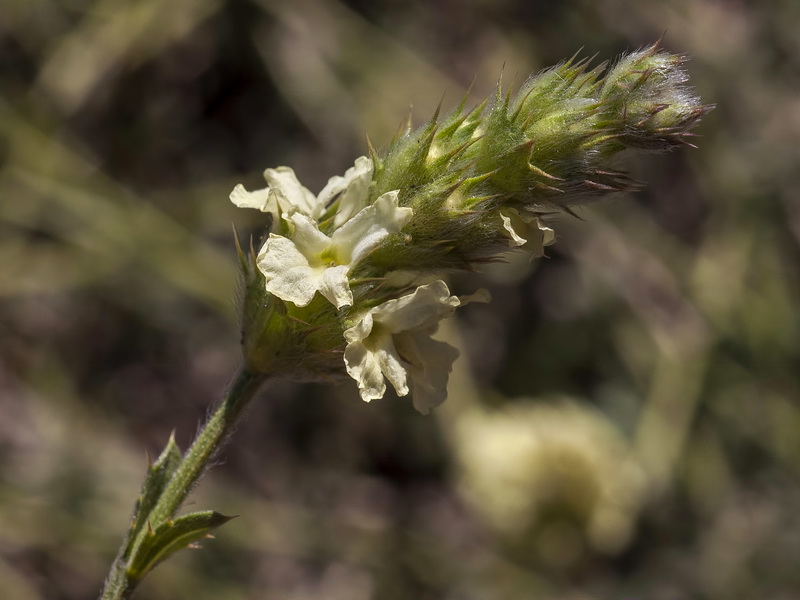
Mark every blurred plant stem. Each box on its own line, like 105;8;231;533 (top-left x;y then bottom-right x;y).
99;368;266;600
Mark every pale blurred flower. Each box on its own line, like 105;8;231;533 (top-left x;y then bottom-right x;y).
454;399;646;556
256;191;411;308
343;280;461;413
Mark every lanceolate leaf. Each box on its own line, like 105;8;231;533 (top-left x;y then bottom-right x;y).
126;511;236;582
123;433;182;559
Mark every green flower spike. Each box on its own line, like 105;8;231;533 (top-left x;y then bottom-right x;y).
236;42;712;409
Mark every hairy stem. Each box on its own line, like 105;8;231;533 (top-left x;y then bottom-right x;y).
148;368;263;523
99;368;266;600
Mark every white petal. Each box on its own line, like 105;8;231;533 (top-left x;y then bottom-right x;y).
229;184;276;212
344;311;374;344
344;338;387;402
343;283;461;408
500;209;528;247
344;323;409;401
317;156;375;228
372;280;459;334
256;235;319;306
318;264;353;308
525;215;555;259
287;213;333;258
539;221;556;248
266;214;357;309
374;334;409;397
263;166;320;217
395;330;459;413
500;209;556;259
331;191;412;264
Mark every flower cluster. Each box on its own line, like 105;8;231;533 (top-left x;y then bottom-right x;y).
232;43;711;412
232;154;486;413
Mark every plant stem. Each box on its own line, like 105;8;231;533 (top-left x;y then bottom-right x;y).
148;368;264;524
99;367;266;600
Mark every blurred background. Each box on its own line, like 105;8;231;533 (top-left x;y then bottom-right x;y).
2;0;799;598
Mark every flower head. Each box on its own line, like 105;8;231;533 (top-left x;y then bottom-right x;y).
232;43;710;411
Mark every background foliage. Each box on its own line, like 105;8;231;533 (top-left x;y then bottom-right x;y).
2;0;799;598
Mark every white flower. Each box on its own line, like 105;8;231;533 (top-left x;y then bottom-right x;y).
343;280;462;413
230;166;321;218
230;156;374;227
256;191;412;309
317;156;374;228
500;209;556;259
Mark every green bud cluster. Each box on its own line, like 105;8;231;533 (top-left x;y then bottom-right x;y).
361;42;712;277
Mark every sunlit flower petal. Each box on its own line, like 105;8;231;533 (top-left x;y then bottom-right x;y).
331;191;412;263
317;156;374;228
288;213;332;257
343;313;388;401
229;166;321;218
500;210;528;247
372;279;460;332
256;235;318;307
263;167;320;217
318;264;353;309
229;184;274;211
232;158;380;230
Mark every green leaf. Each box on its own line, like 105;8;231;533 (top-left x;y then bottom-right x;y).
123;433;182;559
125;511;236;581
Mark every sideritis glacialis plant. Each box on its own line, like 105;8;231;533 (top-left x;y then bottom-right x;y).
98;42;712;599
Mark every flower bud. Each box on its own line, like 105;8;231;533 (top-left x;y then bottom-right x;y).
600;42;714;150
359;43;711;279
